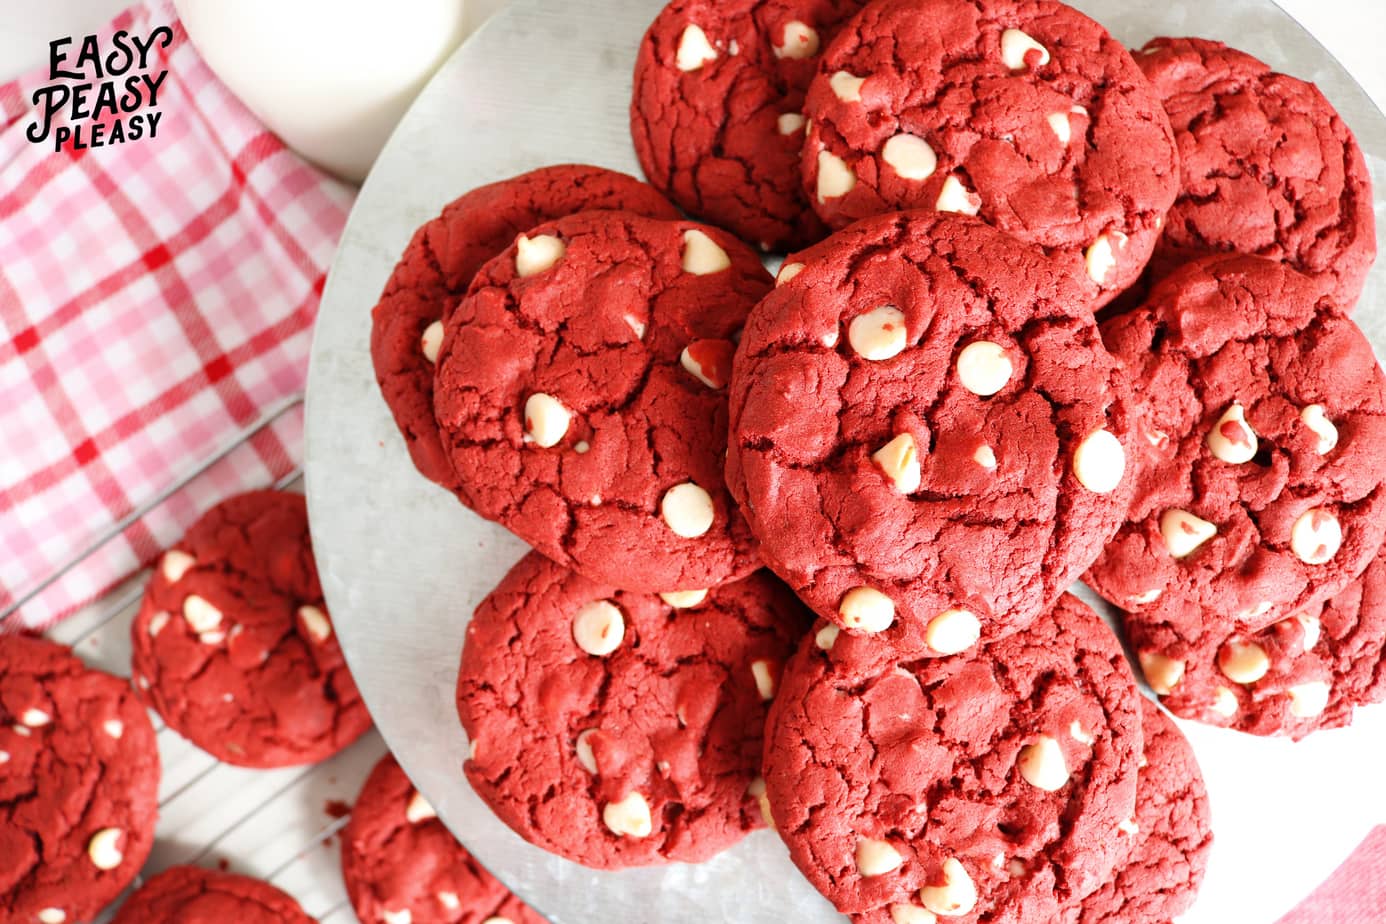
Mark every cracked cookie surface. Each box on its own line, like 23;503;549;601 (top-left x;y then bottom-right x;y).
455;552;811;868
1136;37;1376;312
765;594;1141;922
727;211;1134;653
1065;700;1210;924
434;211;769;592
342;753;546;924
370;165;678;489
799;0;1178;307
0;634;159;924
631;0;864;251
1087;255;1386;636
111;866;315;923
130;490;371;768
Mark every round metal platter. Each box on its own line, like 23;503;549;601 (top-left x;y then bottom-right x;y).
305;1;1386;920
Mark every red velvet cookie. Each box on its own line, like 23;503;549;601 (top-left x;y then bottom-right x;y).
456;553;811;868
631;0;862;251
765;594;1142;922
1087;255;1386;636
0;634;159;924
342;753;546;924
130;490;371;767
1124;541;1386;741
1068;700;1211;924
110;866;315;923
727;211;1135;655
1137;37;1376;311
799;0;1179;307
434;211;770;592
370;165;679;489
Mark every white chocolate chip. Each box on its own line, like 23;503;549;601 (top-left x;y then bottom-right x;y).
777;262;806;286
1129;588;1163;605
87;828;124;870
437;892;461;911
1118;817;1140;836
382;911;412;924
148;611;170;637
20;708;50;728
574;440;591;454
661;482;715;538
1288;680;1331;718
935;175;981;215
873;433;921;494
680;340;733;389
183;595;223;633
624;313;646;339
160;550;195;583
817;150;857;202
675;24;717;71
1085;235;1117;285
728;40;740;56
602;792;653;838
1000;28;1050;70
37;911;66;924
829;70;866;102
681;229;732;275
1139;651;1186;695
973;444;997;470
747;776;774;828
0;751;8;764
855;837;904;876
1219;640;1270;685
814;623;840;650
420;320;444;364
405;790;437;824
1046;111;1072;145
839;587;896;633
660;589;708;608
751;659;778;700
1072;428;1125;494
572;600;626;656
1236;601;1273;622
1291;508;1341;565
523;393;571;448
469;738;480;760
1299;404;1339;455
1207;403;1258;464
199;630;226;646
777;112;806;136
918;857;978;917
297;605;332;643
1017;735;1069;791
1296;614;1322;651
103;719;124;740
515;234;565;277
1211;686;1239;717
882;134;937;181
848;305;908;361
774;20;819;59
10;726;28;737
576;729;600;774
956;341;1013;396
890;904;938;924
926;609;981;655
1159;509;1217;559
480;918;513;924
1069;721;1094;745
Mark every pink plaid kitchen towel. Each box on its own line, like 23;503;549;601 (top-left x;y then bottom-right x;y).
0;0;353;628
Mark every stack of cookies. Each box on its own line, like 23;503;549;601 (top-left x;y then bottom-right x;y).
366;0;1383;921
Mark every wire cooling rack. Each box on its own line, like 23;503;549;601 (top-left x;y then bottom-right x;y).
18;394;385;923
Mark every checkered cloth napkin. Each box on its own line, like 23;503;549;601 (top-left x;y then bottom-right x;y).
0;0;353;629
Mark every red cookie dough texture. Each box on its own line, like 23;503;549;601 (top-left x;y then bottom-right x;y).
130;490;372;767
799;0;1179;307
765;594;1142;922
1067;700;1211;924
1125;540;1386;740
631;0;866;251
456;552;811;868
434;211;770;592
0;634;160;924
1137;37;1376;311
342;753;546;924
1087;255;1386;637
370;165;679;488
727;212;1135;654
110;865;316;923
